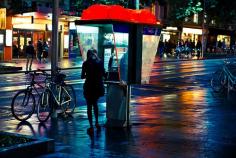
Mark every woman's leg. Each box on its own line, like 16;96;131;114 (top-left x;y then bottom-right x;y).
92;98;100;129
26;55;29;71
29;55;33;70
86;99;93;128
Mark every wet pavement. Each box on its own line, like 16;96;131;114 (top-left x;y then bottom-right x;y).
1;58;236;157
0;57;83;73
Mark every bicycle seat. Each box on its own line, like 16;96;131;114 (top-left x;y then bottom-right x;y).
53;73;66;84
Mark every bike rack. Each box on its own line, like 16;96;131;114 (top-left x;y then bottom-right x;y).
222;62;236;93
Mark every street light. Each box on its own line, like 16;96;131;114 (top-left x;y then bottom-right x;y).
201;0;206;58
52;0;59;75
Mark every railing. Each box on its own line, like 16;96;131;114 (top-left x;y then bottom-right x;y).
223;61;236;92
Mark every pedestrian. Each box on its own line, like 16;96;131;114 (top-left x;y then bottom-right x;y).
196;40;202;60
158;40;164;58
37;39;43;63
42;41;49;63
25;41;35;71
81;49;106;134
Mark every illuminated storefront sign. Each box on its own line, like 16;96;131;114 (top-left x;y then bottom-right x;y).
166;27;178;31
5;30;12;46
0;34;3;44
64;35;69;49
12;16;32;24
0;8;6;29
182;27;202;35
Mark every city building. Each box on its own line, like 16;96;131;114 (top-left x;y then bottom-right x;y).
155;0;236;57
0;0;80;61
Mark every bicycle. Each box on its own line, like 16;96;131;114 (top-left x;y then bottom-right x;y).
11;70;49;121
211;59;236;93
37;69;76;122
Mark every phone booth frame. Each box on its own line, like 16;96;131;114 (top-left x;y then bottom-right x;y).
75;4;162;127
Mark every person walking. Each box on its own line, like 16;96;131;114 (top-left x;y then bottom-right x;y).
81;49;106;134
25;41;35;71
42;41;49;63
37;39;43;63
196;40;202;60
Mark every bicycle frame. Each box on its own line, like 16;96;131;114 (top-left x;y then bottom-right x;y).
45;84;72;108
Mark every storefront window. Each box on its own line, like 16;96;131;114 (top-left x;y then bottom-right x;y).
182;28;202;45
76;25;99;60
141;27;160;84
0;33;4;61
193;14;198;24
217;35;230;48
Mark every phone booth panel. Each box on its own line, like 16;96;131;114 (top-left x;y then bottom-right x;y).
75;4;161;127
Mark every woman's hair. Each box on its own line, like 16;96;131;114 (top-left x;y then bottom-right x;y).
92;49;97;54
87;49;93;59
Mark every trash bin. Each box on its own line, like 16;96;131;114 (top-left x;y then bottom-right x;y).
105;81;128;127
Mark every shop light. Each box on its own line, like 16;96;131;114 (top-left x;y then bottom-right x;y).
19;12;36;17
47;13;52;20
14;24;45;30
166;27;178;31
76;25;99;33
69;22;76;30
5;30;12;46
182;27;202;34
12;16;32;24
64;35;69;49
0;34;3;44
183;27;202;35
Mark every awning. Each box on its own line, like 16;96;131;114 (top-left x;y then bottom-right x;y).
80;4;160;25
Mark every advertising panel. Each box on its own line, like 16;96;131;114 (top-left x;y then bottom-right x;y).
0;8;6;29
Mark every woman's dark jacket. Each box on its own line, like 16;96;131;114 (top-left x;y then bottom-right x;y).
81;57;105;99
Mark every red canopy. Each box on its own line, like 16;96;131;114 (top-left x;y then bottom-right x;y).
81;4;160;25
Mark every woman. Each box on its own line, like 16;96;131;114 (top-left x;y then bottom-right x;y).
81;49;106;134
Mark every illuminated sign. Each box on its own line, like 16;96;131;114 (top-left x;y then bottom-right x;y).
76;25;99;33
12;16;32;24
69;22;76;30
64;35;69;49
182;27;202;35
0;8;6;29
0;34;3;44
6;30;12;46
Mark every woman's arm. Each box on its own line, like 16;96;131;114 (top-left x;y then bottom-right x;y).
81;63;86;79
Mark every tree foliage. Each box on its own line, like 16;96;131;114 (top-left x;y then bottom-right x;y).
168;0;236;27
175;0;203;19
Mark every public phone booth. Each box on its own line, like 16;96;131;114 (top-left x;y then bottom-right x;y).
75;4;161;127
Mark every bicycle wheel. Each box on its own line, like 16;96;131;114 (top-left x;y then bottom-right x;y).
61;84;76;114
11;90;35;121
37;89;53;122
211;69;226;93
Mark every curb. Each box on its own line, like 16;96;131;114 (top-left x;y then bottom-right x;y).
0;131;54;158
0;65;22;74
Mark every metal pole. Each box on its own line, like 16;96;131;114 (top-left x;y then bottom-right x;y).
51;0;59;118
52;0;59;75
135;0;139;10
201;0;206;58
126;84;131;127
129;0;139;9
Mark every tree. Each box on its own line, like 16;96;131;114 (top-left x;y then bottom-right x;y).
168;0;236;28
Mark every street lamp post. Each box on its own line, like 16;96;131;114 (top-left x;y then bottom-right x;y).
201;0;206;58
129;0;139;9
52;0;59;75
51;0;59;118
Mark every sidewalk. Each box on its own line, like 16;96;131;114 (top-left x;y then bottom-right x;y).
1;58;236;157
1;54;236;74
0;57;83;73
1;86;236;158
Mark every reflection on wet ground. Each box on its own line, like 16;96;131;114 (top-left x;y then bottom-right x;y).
1;59;236;157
